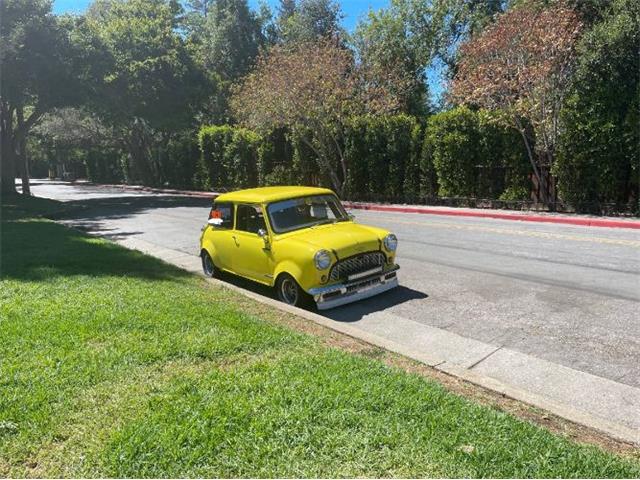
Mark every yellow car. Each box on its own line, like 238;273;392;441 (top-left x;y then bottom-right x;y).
199;186;399;309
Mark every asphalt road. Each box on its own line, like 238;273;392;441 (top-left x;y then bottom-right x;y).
22;180;640;392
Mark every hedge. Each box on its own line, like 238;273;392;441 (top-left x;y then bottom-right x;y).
196;125;261;191
344;115;422;202
423;107;529;201
553;0;639;214
195;112;532;204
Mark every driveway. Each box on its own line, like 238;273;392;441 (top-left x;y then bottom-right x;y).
19;179;640;442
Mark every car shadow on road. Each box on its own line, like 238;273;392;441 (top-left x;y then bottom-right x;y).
320;286;428;322
210;272;426;322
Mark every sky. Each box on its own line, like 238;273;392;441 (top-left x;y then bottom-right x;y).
52;0;390;31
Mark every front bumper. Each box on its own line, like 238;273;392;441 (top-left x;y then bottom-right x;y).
308;265;399;310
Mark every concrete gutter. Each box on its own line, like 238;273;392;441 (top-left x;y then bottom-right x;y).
91;182;640;230
99;234;640;447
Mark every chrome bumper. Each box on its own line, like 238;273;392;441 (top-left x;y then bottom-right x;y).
308;265;399;310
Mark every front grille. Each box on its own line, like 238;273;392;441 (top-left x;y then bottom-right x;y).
329;251;386;282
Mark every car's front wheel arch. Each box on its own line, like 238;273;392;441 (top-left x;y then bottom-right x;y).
275;272;312;309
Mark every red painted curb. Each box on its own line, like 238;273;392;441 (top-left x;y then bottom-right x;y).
92;183;640;230
343;202;640;230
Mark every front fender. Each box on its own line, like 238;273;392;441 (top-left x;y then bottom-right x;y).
272;259;307;289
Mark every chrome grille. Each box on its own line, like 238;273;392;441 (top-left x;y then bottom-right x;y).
329;251;386;282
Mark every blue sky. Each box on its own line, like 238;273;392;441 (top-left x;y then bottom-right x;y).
53;0;390;31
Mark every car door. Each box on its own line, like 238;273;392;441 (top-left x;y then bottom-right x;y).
232;204;273;283
204;202;236;270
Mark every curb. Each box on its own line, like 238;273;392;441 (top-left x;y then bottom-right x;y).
93;182;640;230
343;202;640;230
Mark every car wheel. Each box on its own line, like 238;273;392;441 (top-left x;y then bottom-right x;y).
201;250;217;278
276;273;309;308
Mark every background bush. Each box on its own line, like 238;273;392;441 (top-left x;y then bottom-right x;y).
553;0;639;214
196;126;261;191
424;107;529;201
344;115;422;202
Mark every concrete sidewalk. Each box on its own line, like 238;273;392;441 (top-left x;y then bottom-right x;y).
105;233;640;447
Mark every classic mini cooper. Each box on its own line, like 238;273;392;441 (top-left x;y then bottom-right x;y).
199;186;399;310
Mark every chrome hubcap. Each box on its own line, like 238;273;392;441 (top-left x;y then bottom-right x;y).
281;278;298;305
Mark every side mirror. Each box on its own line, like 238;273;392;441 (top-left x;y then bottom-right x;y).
257;228;271;249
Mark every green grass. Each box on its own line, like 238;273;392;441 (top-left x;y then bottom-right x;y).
1;195;639;478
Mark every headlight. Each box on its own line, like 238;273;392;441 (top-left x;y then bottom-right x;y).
383;233;398;252
314;250;332;270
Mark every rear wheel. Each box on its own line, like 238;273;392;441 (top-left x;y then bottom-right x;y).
276;273;310;308
201;250;217;278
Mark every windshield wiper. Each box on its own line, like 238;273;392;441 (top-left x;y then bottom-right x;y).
313;218;336;227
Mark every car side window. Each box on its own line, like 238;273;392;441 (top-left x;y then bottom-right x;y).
208;202;234;229
236;204;267;234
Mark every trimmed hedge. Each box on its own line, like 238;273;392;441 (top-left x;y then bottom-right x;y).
424;107;529;200
195;112;530;204
344;115;422;202
196;125;261;191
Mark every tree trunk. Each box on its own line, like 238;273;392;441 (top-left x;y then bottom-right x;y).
299;135;342;194
0;140;17;196
0;104;17;196
515;121;549;207
16;107;31;195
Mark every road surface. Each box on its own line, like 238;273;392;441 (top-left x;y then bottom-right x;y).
14;180;640;439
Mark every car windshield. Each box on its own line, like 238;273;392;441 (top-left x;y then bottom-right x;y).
267;194;348;233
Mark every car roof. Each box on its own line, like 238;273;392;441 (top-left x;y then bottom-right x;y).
214;186;336;204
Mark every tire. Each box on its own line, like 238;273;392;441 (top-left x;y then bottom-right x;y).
276;273;310;308
201;250;217;278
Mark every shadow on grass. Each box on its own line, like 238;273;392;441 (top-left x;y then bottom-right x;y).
1;198;191;282
1;193;69;220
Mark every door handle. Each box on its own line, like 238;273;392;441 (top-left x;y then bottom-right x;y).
232;235;239;247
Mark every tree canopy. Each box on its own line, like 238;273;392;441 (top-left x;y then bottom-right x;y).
231;39;402;194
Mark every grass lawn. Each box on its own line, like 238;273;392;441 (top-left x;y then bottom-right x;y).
1;194;639;478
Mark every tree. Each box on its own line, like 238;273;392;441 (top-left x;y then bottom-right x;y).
351;0;505;114
85;0;208;185
184;0;265;123
353;8;429;116
279;0;343;44
436;0;505;71
231;40;401;195
450;2;582;205
200;0;264;82
0;1;87;195
33;107;114;148
554;0;639;212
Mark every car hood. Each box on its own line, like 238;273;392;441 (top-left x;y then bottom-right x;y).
282;222;386;259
